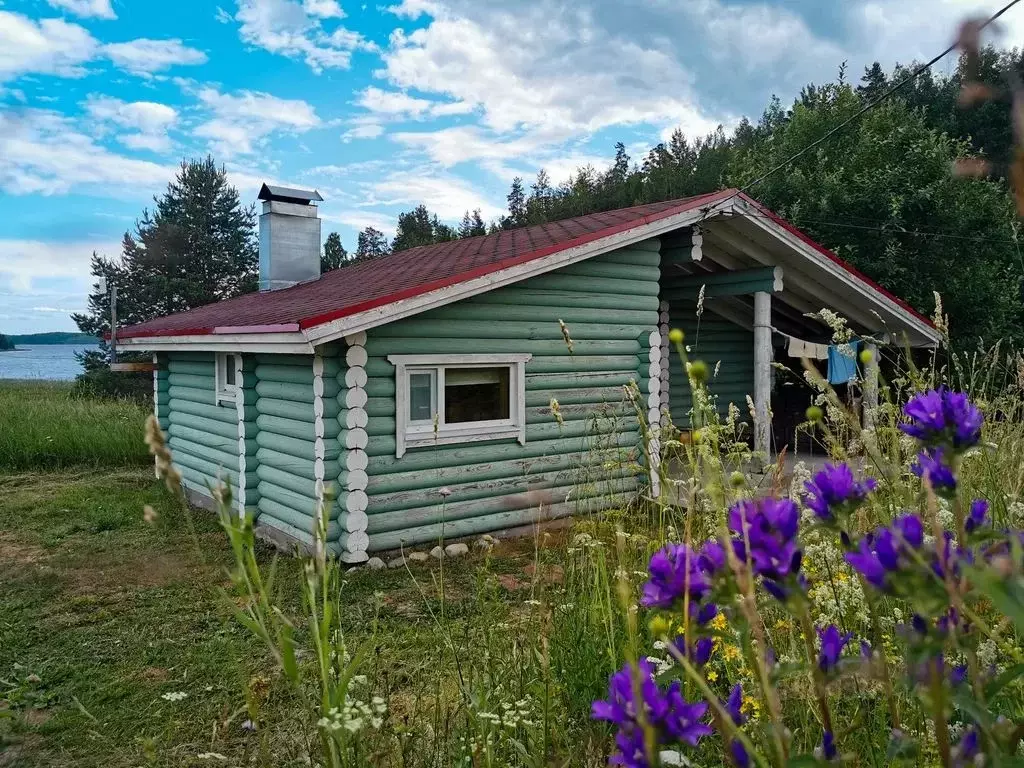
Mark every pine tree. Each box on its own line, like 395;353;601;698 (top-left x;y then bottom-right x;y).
459;209;486;238
72;156;257;381
857;62;888;102
355;227;390;261
392;205;436;252
322;232;347;272
504;177;527;228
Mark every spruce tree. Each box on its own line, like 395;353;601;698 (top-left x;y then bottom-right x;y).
355;227;390;261
73;156;258;383
322;232;348;271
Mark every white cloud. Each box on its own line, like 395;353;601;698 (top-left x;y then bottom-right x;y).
303;0;345;18
0;237;120;294
233;0;372;73
0;109;172;196
0;12;97;82
365;170;502;220
101;38;208;77
342;117;385;141
195;87;322;156
84;96;178;153
321;209;397;235
46;0;117;20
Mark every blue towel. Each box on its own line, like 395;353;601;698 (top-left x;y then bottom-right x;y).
827;341;860;385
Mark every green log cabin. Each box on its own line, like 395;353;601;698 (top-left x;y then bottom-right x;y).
119;185;940;562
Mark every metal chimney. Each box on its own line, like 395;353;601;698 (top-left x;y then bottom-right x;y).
257;183;324;291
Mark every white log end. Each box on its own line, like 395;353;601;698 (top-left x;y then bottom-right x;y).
343;509;369;533
345;407;368;430
345;331;367;347
344;366;368;388
346;448;368;472
346;489;368;514
346;468;368;492
345;345;368;368
345;387;368;409
345;427;368;450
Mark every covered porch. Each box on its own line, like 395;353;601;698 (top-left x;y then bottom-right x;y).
653;195;940;460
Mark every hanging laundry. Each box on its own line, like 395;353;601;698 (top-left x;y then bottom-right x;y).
785;334;829;360
828;341;861;385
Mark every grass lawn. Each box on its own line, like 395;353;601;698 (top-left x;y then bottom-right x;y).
0;382;150;471
0;468;558;767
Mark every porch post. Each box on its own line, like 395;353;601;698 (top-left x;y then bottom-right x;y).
753;291;772;456
862;341;879;429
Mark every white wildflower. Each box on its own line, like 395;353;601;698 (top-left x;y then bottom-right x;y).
161;691;188;702
196;754;228;761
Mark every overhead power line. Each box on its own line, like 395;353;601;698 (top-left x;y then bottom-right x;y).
700;0;1023;218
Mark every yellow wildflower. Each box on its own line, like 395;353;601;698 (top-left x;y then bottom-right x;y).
723;644;742;662
741;695;761;720
710;613;728;631
707;671;718;682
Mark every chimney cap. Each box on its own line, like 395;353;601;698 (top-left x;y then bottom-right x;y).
258;183;324;205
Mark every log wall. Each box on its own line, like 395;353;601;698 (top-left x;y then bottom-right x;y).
360;242;662;551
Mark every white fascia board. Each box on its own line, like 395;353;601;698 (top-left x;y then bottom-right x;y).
731;199;941;347
303;200;734;346
117;332;313;354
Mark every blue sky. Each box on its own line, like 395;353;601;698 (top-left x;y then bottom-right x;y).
0;0;1016;333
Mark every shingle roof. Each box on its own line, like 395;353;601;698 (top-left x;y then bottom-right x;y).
119;190;734;339
119;188;932;339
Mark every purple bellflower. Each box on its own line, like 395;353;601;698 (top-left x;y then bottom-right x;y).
952;728;980;768
641;543;715;609
900;388;983;451
817;625;853;674
721;684;749;768
820;731;838;761
803;463;877;523
845;514;924;590
728;497;804;600
911;448;958;495
965;499;989;534
592;659;712;767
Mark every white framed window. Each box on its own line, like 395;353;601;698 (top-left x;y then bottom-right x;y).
387;354;531;457
215;352;241;404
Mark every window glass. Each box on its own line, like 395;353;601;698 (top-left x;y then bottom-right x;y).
444;367;510;424
224;355;237;387
408;371;435;422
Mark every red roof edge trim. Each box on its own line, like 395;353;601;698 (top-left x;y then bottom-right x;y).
298;189;736;331
119;326;215;340
736;193;935;329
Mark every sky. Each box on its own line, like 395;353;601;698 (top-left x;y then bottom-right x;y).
0;0;1020;334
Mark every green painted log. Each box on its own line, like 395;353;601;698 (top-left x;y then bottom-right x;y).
317;357;343;376
371;320;650;342
662;267;780;297
168;351;215;364
367;418;638;461
257;413;341;441
468;289;658;312
167;395;252;425
256;499;341;539
596;248;661;265
362;337;641;357
367;428;639;476
158;417;171;430
366;476;639;533
257;481;338;522
364;376;396;398
255;396;336;422
239;387;258;406
368;464;638;516
256;464;325;498
364;397;395;418
254;353;314;367
155;378;171;393
257;515;341;555
169;436;240;472
358;408;622;437
520;273;657;297
525;386;628;407
661;245;697;264
366;492;633;551
168;411;238;440
167;372;215;390
524;372;639;391
255;431;340;462
173;450;252;487
256;447;338;480
178;469;237;502
167;385;218;406
168;422;253;452
255;363;314;385
366;446;628;495
255;380;314;403
555;260;661;282
361;354;643;379
425;303;656;326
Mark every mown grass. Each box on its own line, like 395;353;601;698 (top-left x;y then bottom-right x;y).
0;381;150;471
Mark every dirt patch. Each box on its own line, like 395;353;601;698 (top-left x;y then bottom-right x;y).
0;532;48;569
497;573;528;591
523;563;564;584
141;667;169;682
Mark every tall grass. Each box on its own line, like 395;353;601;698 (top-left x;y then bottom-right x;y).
0;380;150;471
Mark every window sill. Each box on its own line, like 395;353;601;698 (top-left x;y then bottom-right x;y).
215;389;238;405
403;424;523;453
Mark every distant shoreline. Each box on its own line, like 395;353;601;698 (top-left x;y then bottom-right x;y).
4;333;97;346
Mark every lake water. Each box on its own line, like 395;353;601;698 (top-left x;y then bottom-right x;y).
0;344;98;381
